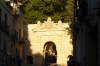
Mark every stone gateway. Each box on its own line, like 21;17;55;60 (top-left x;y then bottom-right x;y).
23;17;73;66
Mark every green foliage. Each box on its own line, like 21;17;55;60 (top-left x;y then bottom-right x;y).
22;0;75;24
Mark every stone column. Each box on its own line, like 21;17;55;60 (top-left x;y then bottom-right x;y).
57;35;62;65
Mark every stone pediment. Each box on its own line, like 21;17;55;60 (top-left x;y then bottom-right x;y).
32;17;67;32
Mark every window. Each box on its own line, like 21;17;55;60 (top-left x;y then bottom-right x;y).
0;33;1;48
16;48;17;55
0;9;1;24
0;9;1;18
11;44;13;47
0;37;1;48
27;56;33;64
19;28;21;41
4;40;6;50
5;14;7;28
13;20;14;27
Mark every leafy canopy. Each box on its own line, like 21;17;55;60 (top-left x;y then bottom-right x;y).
19;0;74;24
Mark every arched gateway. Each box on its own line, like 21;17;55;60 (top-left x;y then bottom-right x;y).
44;41;57;65
23;17;73;66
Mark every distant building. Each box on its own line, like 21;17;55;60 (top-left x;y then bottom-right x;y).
74;0;100;66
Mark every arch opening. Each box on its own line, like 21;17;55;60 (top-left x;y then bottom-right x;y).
43;41;57;65
27;56;33;65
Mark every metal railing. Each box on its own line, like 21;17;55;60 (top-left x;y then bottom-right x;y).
12;29;18;40
19;36;24;44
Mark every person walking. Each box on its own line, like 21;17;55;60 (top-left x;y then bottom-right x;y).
12;57;16;66
6;55;12;66
15;55;21;66
2;55;6;66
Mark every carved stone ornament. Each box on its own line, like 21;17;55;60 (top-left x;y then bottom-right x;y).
37;21;41;26
44;17;53;29
58;20;62;26
32;17;68;32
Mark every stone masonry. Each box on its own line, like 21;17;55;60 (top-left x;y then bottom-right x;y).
22;17;73;66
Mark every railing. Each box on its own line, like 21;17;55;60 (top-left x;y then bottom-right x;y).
13;7;20;19
12;29;18;40
19;36;24;44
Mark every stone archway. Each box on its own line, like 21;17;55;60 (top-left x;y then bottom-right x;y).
23;17;73;66
27;56;33;64
43;41;57;65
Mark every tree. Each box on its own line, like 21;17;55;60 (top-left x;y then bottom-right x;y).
20;0;74;24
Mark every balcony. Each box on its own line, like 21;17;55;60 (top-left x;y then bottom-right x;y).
73;22;80;36
0;19;9;34
74;21;82;28
11;29;18;40
0;18;5;29
19;37;24;44
5;0;10;2
13;11;20;19
5;0;13;10
96;9;100;16
4;24;10;33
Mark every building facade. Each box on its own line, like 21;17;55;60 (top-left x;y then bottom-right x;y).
23;17;73;66
74;0;100;66
0;0;24;65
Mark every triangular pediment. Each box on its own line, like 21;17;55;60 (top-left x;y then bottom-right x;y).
32;17;68;32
